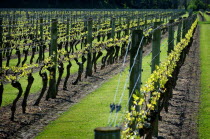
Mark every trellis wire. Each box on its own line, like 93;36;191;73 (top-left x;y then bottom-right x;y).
107;34;132;125
108;36;145;126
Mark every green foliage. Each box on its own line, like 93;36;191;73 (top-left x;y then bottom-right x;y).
187;0;206;11
188;3;197;11
0;0;184;9
0;0;209;9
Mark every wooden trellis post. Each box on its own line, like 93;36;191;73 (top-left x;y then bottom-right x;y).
144;15;147;29
0;14;4;106
66;18;70;39
111;17;115;39
151;22;162;138
168;19;174;55
182;17;187;39
151;22;162;73
176;18;182;44
0;18;2;73
128;29;144;132
8;20;11;38
35;19;38;39
39;18;43;62
129;29;144;112
137;17;140;29
65;18;70;51
47;19;58;99
94;127;120;139
85;18;93;77
126;17;130;36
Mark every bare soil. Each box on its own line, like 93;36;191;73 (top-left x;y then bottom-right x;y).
159;26;200;139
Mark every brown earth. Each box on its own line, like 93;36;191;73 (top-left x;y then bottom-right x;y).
159;26;200;138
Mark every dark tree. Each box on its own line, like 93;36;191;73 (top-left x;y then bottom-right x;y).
0;0;187;9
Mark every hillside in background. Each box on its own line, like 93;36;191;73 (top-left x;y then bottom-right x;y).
1;0;208;9
0;0;210;11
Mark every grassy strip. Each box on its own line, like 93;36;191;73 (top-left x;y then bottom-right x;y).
35;37;169;139
198;22;210;138
203;12;210;21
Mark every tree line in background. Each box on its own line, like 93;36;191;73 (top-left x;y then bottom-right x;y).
0;0;210;10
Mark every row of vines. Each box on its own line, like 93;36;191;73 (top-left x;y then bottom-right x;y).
120;14;197;138
0;9;185;123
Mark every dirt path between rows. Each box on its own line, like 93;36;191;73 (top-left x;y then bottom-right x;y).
159;26;200;138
